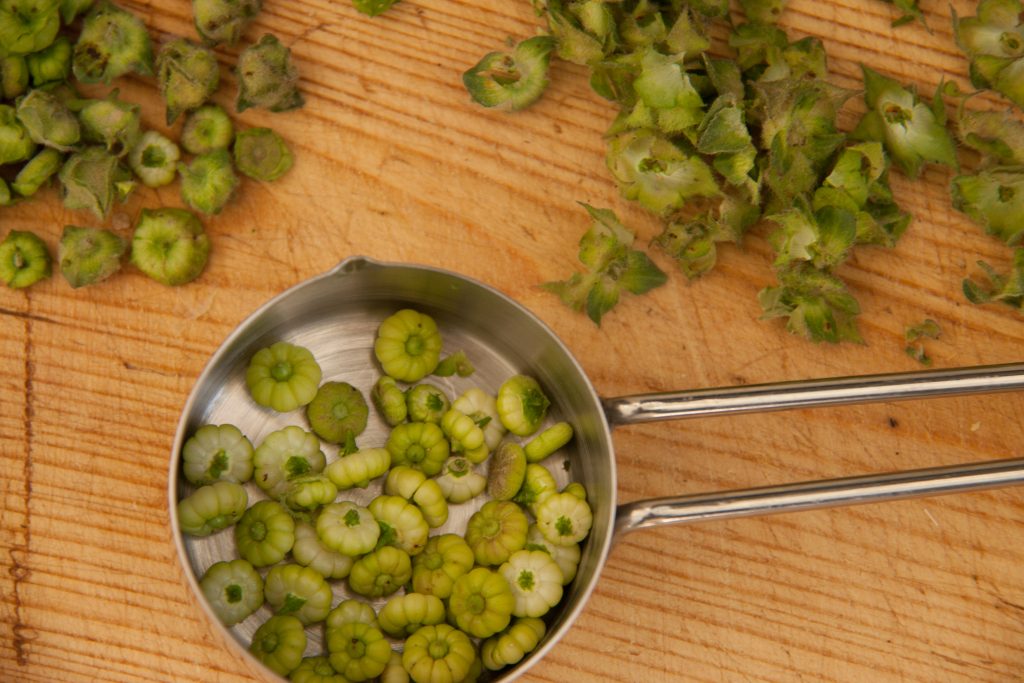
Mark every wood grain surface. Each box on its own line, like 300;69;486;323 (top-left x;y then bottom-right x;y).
3;0;1024;681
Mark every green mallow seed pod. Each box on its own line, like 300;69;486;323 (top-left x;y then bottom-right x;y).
179;148;238;214
127;130;179;187
11;146;62;196
130;207;210;286
235;33;303;113
58;146;133;219
463;35;555;112
72;1;154;84
26;35;71;86
155;37;220;124
1;55;30;99
0;0;60;57
180;103;233;155
0;104;37;164
16;87;80;151
233;126;292;181
0;229;51;289
60;0;95;24
0;178;10;205
78;93;141;156
192;0;262;46
58;225;126;288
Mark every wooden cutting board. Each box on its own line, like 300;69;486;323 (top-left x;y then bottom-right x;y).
3;0;1024;681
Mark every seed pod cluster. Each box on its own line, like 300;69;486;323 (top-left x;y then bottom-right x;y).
0;0;301;290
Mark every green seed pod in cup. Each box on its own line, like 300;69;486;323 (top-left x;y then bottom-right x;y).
235;33;303;113
192;0;262;46
0;0;60;57
0;229;51;289
127;130;179;188
58;225;127;288
16;88;80;152
179;148;238;215
130;207;210;286
233;126;293;181
26;35;71;86
180;103;233;155
155;37;220;124
58;146;134;219
72;0;154;84
78;92;141;156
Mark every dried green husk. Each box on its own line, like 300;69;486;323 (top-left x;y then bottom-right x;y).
72;0;153;84
57;145;133;219
192;0;262;46
235;33;303;113
155;37;220;124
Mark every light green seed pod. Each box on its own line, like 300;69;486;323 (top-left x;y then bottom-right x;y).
179;148;238;215
523;421;574;463
130;207;210;286
0;104;36;164
0;229;51;289
235;33;303;113
127;130;180;188
233;126;293;181
58;146;133;219
0;0;60;57
155;37;220;124
11;146;62;197
16;88;80;152
1;56;30;100
192;0;262;46
78;94;141;156
72;0;154;84
462;35;555;112
180;103;233;155
26;35;71;86
58;225;127;288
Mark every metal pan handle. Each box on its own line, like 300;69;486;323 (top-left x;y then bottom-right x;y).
602;362;1024;425
613;457;1024;539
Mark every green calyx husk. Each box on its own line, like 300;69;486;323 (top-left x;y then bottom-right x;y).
953;0;1024;109
26;35;71;86
58;145;133;219
542;203;667;325
180;103;233;155
72;0;154;84
0;103;39;164
463;35;556;112
130;207;210;286
758;262;862;344
235;33;303;113
963;248;1024;310
16;87;80;151
0;229;52;289
58;224;126;288
192;0;262;46
77;91;141;156
178;148;238;215
904;318;940;365
233;126;292;181
155;37;220;124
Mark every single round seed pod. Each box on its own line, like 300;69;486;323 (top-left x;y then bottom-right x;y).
305;381;369;444
130;207;210;286
192;0;263;46
127;130;180;188
180;103;233;155
26;35;71;87
58;146;134;219
178;148;238;215
486;441;528;501
72;0;154;84
0;0;60;57
155;37;220;124
233;127;293;181
58;225;127;288
0;56;30;100
0;230;52;289
11;147;62;197
15;88;80;152
235;33;303;113
78;94;142;156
